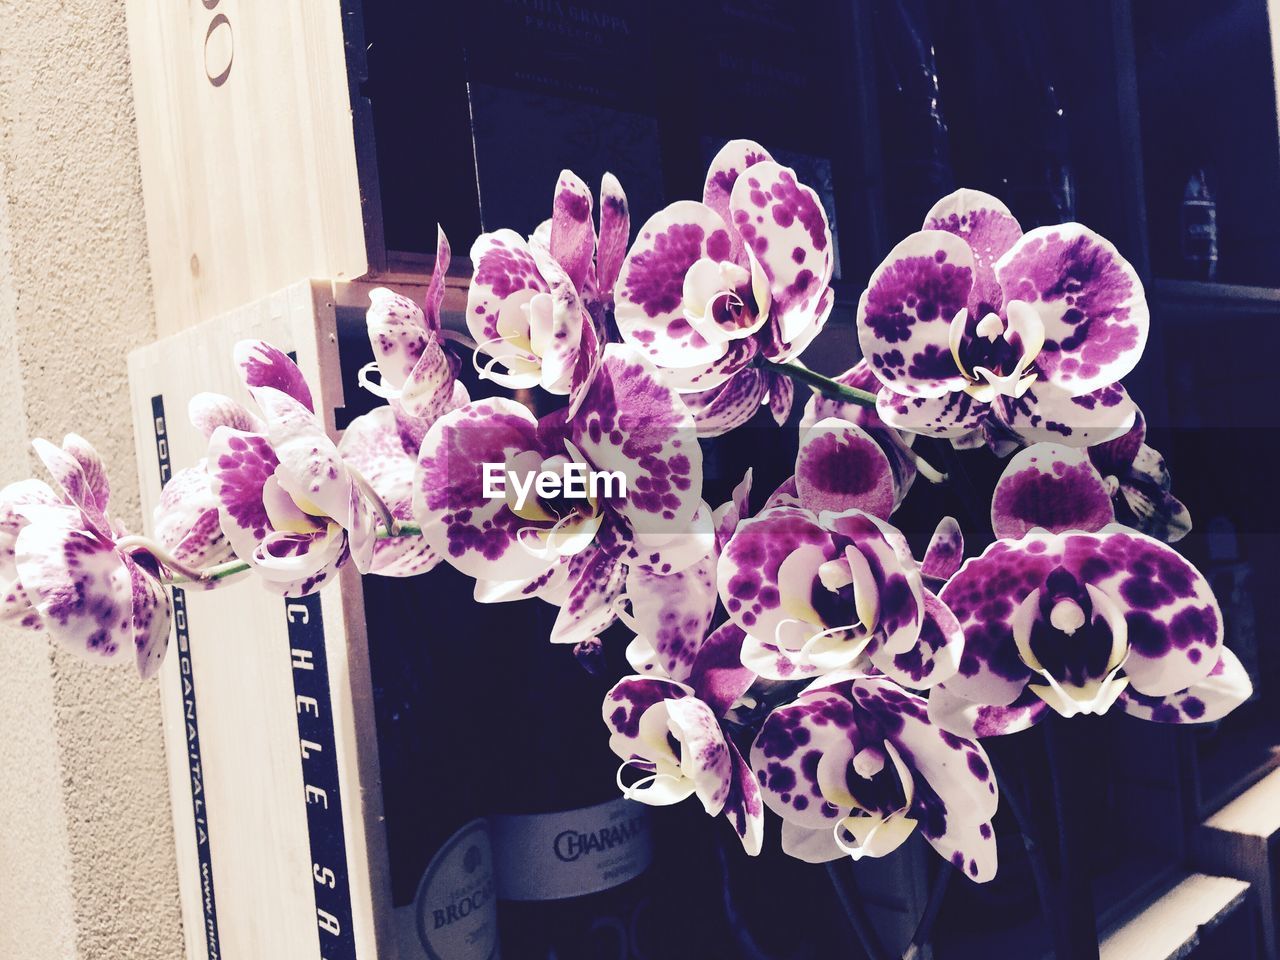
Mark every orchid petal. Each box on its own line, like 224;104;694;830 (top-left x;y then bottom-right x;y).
549;169;595;291
997;380;1136;447
728;161;834;344
366;287;429;390
207;428;279;566
251;386;354;529
31;438;110;538
871;589;964;690
991;444;1114;539
189;392;263;438
15;506;134;665
596;173;630;305
1119;647;1251;724
424;226;451;331
155;461;234;569
466;229;550;363
703;138;774;264
571;344;702;539
338;407;440;577
795;417;895;520
876;387;988;439
550;547;626;646
622;556;717;681
995;223;1148;395
234;339;314;411
921;516;964;582
858;230;974;397
415;397;555;581
688;622;755;716
923;189;1023;318
681;368;769;438
928;685;1050;739
127;555;172;679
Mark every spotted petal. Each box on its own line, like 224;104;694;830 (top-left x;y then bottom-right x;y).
923;189;1023;318
189;392;263;438
549;170;595;291
682;368;769;439
928;685;1050;739
338;407;440;577
550;547;626;646
234;339;314;411
991;444;1114;539
688;622;756;716
623;555;717;681
1119;647;1251;724
997;381;1136;447
32;438;110;539
615;200;739;370
415;397;555;581
858;230;974;397
922;516;964;581
728;161;834;344
571;344;702;539
154;462;235;569
127;555;172;679
939;538;1057;707
795;418;895;520
207;428;278;565
876;387;988;439
424;225;451;331
596;173;630;305
15;506;134;666
0;480;60;625
251;386;354;530
995;224;1148;395
703;138;774;265
366;287;429;389
724;740;765;856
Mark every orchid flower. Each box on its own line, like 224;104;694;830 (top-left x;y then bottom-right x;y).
604;622;765;854
3;436;171;677
929;526;1252;738
204;340;379;596
614;139;835;436
414;343;710;644
751;672;998;880
363;228;464;425
466;171;627;405
717;423;962;686
858;189;1146;448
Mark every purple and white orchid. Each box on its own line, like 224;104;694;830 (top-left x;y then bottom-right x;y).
3;436;171;677
414;343;710;644
751;672;998;880
859;189;1146;449
615;140;834;436
204;340;378;596
930;527;1251;737
466;171;626;406
604;623;765;854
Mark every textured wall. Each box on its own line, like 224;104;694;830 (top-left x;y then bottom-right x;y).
0;1;184;958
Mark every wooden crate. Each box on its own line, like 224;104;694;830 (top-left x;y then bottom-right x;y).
128;277;454;960
125;1;415;334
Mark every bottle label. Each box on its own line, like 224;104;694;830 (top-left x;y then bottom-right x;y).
491;798;653;902
410;819;500;960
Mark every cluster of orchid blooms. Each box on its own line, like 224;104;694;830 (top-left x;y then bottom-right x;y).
1;140;1247;886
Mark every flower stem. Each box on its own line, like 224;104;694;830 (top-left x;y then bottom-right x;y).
158;522;424;587
759;360;879;409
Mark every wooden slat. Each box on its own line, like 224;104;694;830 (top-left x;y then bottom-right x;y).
127;279;394;960
124;1;368;335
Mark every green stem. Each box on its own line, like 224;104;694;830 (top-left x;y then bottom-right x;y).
161;522;424;586
759;359;879;409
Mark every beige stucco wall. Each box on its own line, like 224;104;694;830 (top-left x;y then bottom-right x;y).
0;1;184;958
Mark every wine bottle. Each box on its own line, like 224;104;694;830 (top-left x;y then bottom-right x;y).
488;603;660;960
363;564;502;960
1180;169;1219;281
